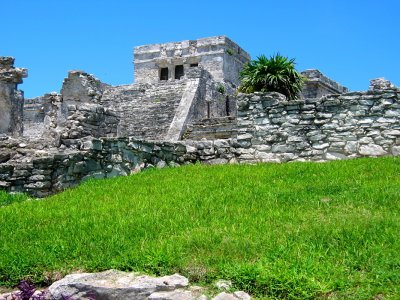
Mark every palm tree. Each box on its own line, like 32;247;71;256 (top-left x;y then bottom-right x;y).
238;54;304;99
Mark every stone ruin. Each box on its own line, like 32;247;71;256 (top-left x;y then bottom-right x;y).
20;36;351;143
0;57;27;137
1;36;399;197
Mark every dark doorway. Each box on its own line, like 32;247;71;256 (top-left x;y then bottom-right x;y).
160;68;168;81
175;65;184;80
225;96;230;116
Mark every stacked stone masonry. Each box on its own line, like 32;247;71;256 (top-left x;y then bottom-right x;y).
235;89;400;162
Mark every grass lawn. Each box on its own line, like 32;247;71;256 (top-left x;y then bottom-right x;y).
0;157;399;299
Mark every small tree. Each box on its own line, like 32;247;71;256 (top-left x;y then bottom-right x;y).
238;54;304;99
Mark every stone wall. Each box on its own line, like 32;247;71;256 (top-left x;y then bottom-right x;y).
101;81;187;139
183;117;237;140
23;94;63;139
236;87;400;162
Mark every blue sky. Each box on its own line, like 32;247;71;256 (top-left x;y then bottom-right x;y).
3;0;399;98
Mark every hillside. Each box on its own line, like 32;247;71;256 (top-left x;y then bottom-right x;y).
1;158;399;299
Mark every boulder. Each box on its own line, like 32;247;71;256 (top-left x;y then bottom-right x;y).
48;270;189;300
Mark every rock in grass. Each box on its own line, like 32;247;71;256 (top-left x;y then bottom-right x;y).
48;270;189;300
214;279;232;291
212;291;251;300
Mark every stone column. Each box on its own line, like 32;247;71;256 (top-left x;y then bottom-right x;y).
0;57;27;136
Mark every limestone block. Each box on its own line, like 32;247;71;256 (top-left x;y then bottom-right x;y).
391;146;400;156
358;137;374;144
313;143;329;150
237;133;252;140
271;144;295;153
359;144;387;156
382;130;400;137
344;141;358;154
325;152;347;160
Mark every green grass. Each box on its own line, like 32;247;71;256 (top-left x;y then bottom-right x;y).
0;191;31;207
1;157;399;299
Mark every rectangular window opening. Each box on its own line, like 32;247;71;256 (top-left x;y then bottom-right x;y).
190;63;198;67
160;68;168;81
175;65;184;80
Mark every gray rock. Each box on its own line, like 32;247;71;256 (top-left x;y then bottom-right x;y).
325;152;347;160
391;146;400;156
156;160;167;168
214;280;232;291
233;291;251;300
48;270;189;300
359;144;387;156
344;141;358;153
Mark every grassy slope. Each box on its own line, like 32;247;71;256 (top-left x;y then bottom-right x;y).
0;157;399;299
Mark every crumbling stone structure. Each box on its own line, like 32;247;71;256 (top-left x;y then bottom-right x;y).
1;36;399;197
0;57;27;137
301;69;348;98
134;36;250;87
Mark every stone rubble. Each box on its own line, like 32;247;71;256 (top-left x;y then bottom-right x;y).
369;78;395;91
45;270;251;300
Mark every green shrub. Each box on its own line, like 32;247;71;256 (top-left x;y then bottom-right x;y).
238;53;304;99
216;84;225;94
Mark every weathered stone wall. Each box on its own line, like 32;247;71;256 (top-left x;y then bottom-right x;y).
100;81;188;139
0;57;27;137
61;70;109;104
183;117;237;140
23;94;63;139
236;87;400;162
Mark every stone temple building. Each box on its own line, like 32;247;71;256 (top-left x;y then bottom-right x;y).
134;36;250;88
4;36;348;142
